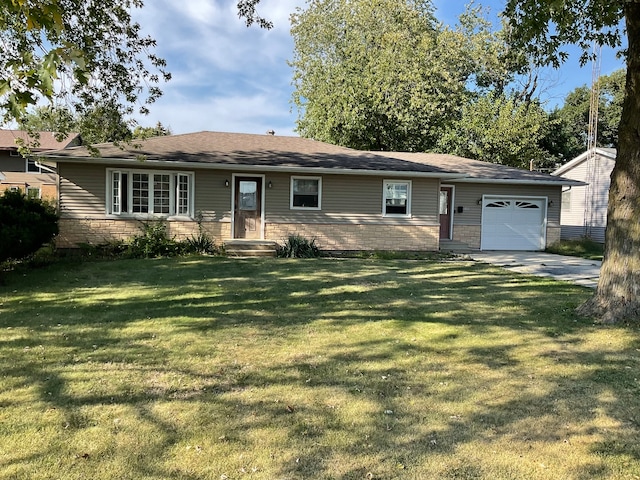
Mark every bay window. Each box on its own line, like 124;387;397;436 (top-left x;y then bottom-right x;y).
108;169;193;217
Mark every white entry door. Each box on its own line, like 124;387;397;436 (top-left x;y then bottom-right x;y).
481;196;547;250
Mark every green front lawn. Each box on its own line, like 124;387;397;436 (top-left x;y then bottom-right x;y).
546;238;605;261
1;257;638;479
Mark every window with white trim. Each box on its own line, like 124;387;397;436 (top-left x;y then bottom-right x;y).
26;159;41;173
383;180;411;217
26;187;41;199
291;176;321;209
562;190;571;211
107;169;194;217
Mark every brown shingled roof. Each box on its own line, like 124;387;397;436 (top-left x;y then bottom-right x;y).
372;151;579;185
0;130;80;151
46;130;581;185
47;131;455;176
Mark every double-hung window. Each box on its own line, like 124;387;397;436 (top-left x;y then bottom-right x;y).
291;176;321;210
26;159;41;173
383;180;411;217
108;169;193;217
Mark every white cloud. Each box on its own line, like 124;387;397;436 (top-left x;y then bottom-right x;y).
138;90;297;136
130;0;621;137
130;0;303;134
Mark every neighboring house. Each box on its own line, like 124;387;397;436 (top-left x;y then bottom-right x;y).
552;147;616;243
0;129;81;200
44;131;581;252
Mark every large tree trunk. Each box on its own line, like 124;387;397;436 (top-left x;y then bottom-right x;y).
577;4;640;323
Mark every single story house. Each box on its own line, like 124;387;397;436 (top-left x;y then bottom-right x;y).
0;129;81;200
44;131;582;252
552;147;616;243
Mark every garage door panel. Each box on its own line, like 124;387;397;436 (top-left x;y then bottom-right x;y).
481;197;546;251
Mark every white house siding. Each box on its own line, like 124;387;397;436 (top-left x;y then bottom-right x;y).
554;149;615;243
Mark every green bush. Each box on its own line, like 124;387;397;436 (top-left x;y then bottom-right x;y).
276;234;320;258
183;213;218;255
75;220;218;260
183;233;218;255
0;189;58;263
127;221;183;258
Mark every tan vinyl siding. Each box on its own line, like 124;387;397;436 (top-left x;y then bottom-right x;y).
323;175;380;214
59;164;234;221
0;171;57;185
58;163;106;218
55;164;442;250
0;155;27;171
451;183;562;226
266;173;439;225
194;169;232;222
412;178;439;222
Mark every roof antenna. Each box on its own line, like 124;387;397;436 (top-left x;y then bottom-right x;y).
266;129;275;136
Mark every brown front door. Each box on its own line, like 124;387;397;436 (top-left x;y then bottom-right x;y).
439;186;452;239
234;177;262;239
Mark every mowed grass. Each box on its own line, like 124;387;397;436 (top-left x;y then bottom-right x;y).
1;257;639;480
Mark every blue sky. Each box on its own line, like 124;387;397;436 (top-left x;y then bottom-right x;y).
133;0;626;137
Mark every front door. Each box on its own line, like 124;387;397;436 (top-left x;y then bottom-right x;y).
234;177;262;239
439;186;452;239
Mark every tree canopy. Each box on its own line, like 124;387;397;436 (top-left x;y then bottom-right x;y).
545;68;624;162
0;0;171;128
291;0;463;151
437;93;551;169
290;0;560;167
21;103;133;145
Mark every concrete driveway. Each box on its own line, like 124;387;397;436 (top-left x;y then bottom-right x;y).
470;252;601;288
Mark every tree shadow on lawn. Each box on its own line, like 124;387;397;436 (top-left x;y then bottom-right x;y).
1;257;639;479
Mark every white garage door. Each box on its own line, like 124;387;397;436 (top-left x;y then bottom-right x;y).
481;196;547;250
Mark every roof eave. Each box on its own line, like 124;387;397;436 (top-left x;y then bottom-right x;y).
45;155;465;179
552;147;617;176
451;177;586;186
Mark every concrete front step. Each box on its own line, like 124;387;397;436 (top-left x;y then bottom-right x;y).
224;240;278;257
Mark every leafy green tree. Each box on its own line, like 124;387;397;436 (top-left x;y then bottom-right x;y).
75;101;132;144
1;1;270;129
597;68;625;146
437;93;551;169
237;0;273;29
544;87;592;162
0;0;171;127
20;105;75;134
544;68;625;163
290;0;477;151
0;190;58;263
20;103;133;147
503;1;639;323
290;1;549;154
132;122;172;140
